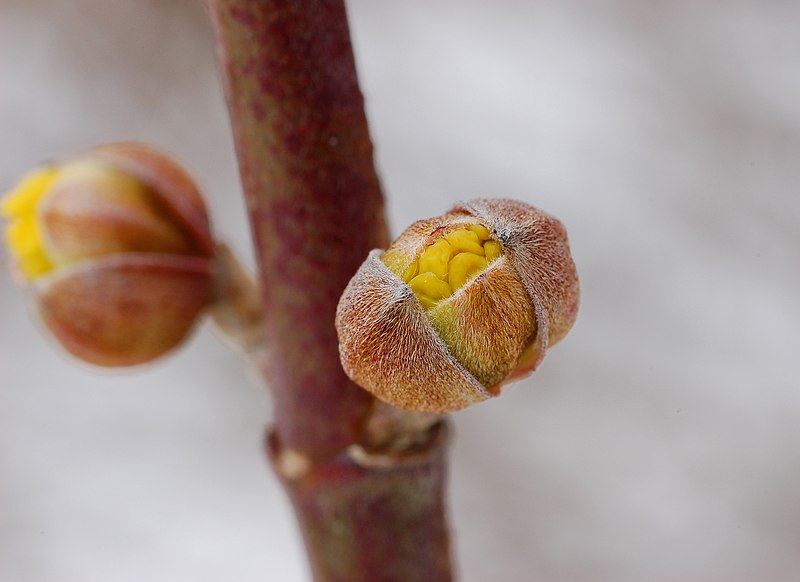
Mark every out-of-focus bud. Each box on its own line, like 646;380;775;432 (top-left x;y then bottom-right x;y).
336;198;579;413
2;143;215;366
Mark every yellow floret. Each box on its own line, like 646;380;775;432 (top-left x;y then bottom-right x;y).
484;240;502;263
467;223;491;240
401;259;419;282
408;272;453;309
418;239;452;278
448;252;488;291
383;223;504;311
446;229;484;255
1;167;57;218
1;167;58;278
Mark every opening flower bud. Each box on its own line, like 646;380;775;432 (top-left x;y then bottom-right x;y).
2;143;216;367
336;198;579;413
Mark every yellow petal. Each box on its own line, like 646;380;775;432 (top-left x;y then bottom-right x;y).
418;238;452;278
2;167;58;278
467;223;491;240
5;219;39;253
15;247;54;278
1;167;57;218
408;272;452;308
448;252;488;291
484;240;502;263
402;259;419;282
446;229;484;255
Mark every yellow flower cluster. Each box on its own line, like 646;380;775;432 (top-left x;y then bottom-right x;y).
388;224;502;309
1;167;58;278
337;199;579;412
1;143;217;367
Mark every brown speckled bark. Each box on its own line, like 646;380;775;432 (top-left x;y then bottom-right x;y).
269;423;452;582
208;1;454;579
209;0;388;457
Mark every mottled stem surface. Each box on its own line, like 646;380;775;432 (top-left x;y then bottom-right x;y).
209;0;388;457
208;0;453;579
270;423;453;582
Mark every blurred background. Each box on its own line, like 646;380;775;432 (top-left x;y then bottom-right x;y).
1;0;799;580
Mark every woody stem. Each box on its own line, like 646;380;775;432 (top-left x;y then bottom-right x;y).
207;0;454;579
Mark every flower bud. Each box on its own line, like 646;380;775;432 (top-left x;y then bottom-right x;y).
336;198;579;413
2;143;215;366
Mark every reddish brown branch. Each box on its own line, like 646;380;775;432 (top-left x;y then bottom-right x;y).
269;423;453;582
208;1;454;579
209;0;388;457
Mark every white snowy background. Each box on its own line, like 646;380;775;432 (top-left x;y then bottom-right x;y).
1;1;799;580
